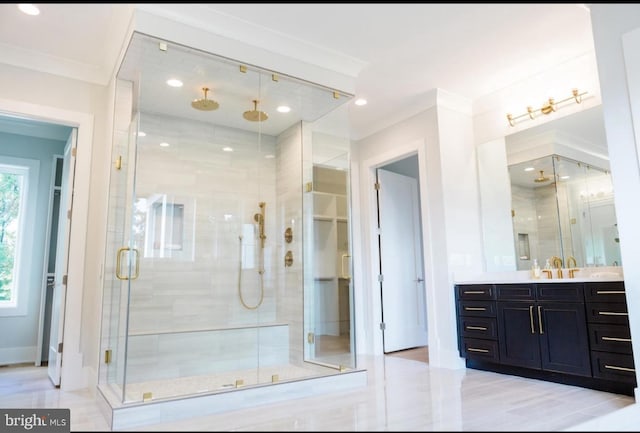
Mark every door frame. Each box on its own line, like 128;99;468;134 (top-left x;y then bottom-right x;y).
355;139;432;356
0;97;93;391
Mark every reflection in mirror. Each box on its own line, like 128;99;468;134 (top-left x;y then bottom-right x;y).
506;106;621;270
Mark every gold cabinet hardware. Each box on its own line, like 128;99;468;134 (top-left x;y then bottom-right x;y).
467;348;489;353
284;250;293;267
529;305;535;334
537;305;544;334
104;349;112;364
596;291;625;295
604;365;635;373
464;307;486;311
466;326;487;331
602;336;632;342
463;290;486;294
284;227;293;243
116;247;140;280
598;311;628;316
542;269;553;279
142;392;152;402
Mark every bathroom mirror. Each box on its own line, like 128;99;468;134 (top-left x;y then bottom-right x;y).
505;105;622;270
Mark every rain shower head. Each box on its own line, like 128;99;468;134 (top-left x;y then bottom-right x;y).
191;87;219;111
534;170;551;183
243;99;268;122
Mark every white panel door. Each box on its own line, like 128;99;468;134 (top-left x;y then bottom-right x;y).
377;168;427;353
48;128;76;386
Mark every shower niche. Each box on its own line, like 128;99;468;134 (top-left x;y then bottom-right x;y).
98;32;363;429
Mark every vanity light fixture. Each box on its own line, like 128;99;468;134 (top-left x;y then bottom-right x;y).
507;88;587;127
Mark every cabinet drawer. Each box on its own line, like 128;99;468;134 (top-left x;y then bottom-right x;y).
537;283;584;302
456;284;494;300
589;324;633;354
586;302;629;325
459;316;497;340
496;284;534;301
591;351;637;384
585;282;626;303
458;300;496;317
461;338;499;362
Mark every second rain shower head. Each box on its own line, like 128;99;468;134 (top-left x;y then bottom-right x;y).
191;87;219;111
243;99;268;122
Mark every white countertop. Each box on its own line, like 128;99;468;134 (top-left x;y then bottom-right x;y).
454;267;623;284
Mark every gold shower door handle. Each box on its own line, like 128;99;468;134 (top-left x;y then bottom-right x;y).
116;247;140;280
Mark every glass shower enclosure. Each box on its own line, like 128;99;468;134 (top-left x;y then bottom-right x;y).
98;32;357;405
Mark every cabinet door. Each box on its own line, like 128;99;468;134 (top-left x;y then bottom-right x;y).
538;302;591;377
497;302;540;369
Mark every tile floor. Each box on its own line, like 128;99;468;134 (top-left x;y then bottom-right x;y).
0;348;636;431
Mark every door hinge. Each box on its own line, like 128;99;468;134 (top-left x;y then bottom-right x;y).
115;155;122;170
378;274;384;282
307;332;315;344
374;182;380;190
104;349;112;364
71;147;77;157
62;275;67;285
67;209;72;219
380;322;386;331
58;342;63;353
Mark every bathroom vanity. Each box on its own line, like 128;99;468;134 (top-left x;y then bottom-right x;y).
455;273;636;395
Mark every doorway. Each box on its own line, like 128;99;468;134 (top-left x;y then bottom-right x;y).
376;155;428;356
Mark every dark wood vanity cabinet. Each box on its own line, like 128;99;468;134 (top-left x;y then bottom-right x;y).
496;283;591;377
455;280;636;395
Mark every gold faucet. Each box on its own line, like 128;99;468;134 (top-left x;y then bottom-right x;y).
542;269;553;279
551;256;563;278
567;256;579;278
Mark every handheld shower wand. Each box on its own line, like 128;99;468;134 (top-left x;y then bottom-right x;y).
254;201;266;249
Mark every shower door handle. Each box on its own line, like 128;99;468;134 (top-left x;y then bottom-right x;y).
116;247;141;280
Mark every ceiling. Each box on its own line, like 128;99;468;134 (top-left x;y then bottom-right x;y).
0;3;596;141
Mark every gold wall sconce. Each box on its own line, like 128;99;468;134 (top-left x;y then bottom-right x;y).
506;88;587;127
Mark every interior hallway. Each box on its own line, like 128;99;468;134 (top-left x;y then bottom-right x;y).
0;350;635;431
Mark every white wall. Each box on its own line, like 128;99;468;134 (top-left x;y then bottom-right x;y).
352;88;481;369
590;3;640;397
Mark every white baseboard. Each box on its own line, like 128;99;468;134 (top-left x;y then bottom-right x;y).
0;346;36;365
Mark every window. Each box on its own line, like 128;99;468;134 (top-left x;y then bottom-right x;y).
0;157;39;316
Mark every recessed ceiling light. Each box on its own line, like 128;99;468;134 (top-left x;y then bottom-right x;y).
222;146;233;152
524;167;535;172
159;142;170;147
166;79;183;88
355;98;367;106
264;154;275;159
138;131;146;137
277;106;291;113
18;4;40;16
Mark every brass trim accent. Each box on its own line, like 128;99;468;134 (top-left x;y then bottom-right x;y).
104;349;112;364
463;290;486;294
537;305;544;334
596;291;625;295
272;73;279;82
467;348;489;353
142;392;152;402
115;155;122;170
507;88;588;127
599;311;628;316
339;365;347;372
284;227;293;243
116;247;129;280
466;326;488;331
529;305;535;334
602;336;632;343
271;374;279;383
239;65;247;73
333;91;340;99
604;365;635;373
284;250;293;267
235;379;244;388
305;182;313;192
464;307;486;311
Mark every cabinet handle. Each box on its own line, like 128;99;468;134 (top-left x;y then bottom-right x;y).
604;365;635;373
529;305;535;334
596;291;625;295
537;305;544;334
467;348;489;353
466;326;487;331
464;307;486;311
463;290;486;295
598;311;628;316
602;336;632;343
